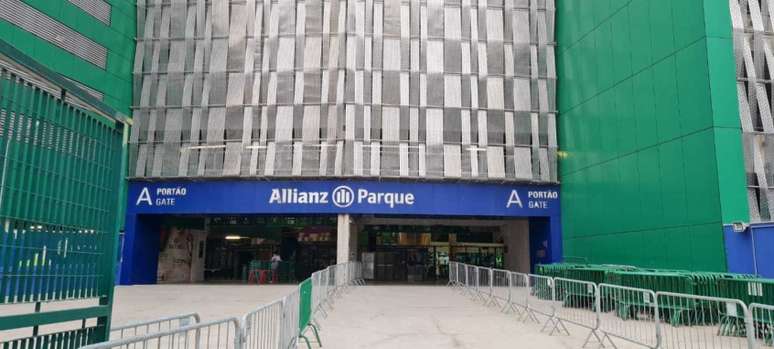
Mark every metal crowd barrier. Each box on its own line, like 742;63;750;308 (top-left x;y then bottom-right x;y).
242;300;283;349
491;269;510;309
84;262;364;349
279;289;301;349
109;313;201;340
457;263;467;290
476;267;493;304
84;318;243;349
509;272;529;315
526;274;557;326
453;261;774;349
447;261;459;286
751;303;774;347
598;283;660;348
656;292;752;349
553;278;600;343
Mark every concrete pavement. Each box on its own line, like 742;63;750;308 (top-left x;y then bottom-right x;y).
319;285;604;349
112;284;297;325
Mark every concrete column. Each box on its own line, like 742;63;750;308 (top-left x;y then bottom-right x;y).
499;220;530;273
337;214;358;263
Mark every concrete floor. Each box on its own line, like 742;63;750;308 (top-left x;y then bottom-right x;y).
1;284;297;342
320;285;605;349
7;284;739;348
112;284;297;325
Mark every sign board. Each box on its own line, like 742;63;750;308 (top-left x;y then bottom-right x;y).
127;180;560;217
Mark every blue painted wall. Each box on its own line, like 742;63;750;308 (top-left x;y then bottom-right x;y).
119;214;162;285
725;223;774;277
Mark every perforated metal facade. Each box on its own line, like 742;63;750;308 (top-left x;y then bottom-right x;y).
130;0;557;181
732;0;774;222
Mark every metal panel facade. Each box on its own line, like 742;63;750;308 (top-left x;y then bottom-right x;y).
0;0;108;68
732;0;774;222
131;0;557;182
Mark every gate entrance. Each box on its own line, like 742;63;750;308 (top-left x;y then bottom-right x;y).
120;180;562;285
138;215;339;284
358;217;529;284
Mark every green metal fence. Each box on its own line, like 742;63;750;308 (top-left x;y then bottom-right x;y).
0;39;128;348
297;277;322;348
537;262;768;327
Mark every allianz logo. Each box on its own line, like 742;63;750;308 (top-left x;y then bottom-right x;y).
269;185;415;208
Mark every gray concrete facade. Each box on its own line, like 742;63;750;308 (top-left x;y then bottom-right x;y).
130;0;557;182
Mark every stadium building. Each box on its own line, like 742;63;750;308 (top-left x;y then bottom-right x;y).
3;0;773;285
119;0;561;284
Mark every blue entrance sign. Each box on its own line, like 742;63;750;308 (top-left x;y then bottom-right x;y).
120;179;562;285
127;180;560;217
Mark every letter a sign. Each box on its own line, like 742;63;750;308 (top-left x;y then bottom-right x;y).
506;190;523;208
136;187;153;206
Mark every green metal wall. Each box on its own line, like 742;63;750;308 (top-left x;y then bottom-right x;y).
0;0;134;114
557;1;749;270
0;39;128;346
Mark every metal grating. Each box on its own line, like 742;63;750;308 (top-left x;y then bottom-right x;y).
0;0;108;68
68;0;112;25
130;0;558;182
731;0;774;222
63;77;104;101
0;55;124;343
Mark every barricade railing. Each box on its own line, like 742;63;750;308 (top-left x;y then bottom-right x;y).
526;274;556;326
472;266;482;300
656;292;753;349
311;268;330;319
87;261;363;349
454;261;774;348
477;267;493;304
508;272;529;314
751;303;774;347
464;265;477;297
447;261;458;286
83;317;243;349
109;313;201;340
333;263;349;296
327;263;338;300
459;263;467;288
279;289;301;349
553;277;600;344
491;269;510;309
455;263;466;290
351;261;366;286
242;301;283;349
598;283;660;348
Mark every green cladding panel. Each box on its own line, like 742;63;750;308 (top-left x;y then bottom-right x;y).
557;0;749;271
0;40;128;345
0;0;134;114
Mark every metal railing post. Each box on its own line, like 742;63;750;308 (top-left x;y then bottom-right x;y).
744;305;755;349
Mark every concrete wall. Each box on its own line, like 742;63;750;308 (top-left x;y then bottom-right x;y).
337;214;359;263
498;220;530;273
